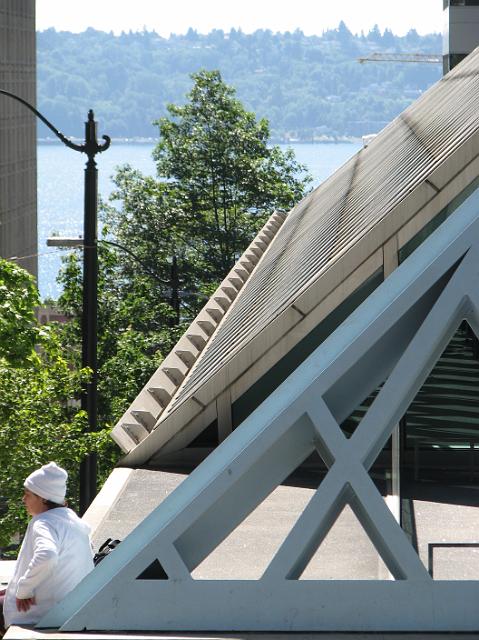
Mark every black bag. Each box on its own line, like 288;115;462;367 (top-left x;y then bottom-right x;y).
93;537;121;566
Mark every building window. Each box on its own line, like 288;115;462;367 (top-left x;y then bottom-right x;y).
447;0;479;5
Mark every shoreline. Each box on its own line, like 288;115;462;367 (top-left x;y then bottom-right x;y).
38;136;363;145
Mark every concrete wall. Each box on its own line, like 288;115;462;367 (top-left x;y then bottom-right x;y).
0;0;37;278
443;5;479;72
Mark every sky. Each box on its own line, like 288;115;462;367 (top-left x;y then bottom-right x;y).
36;0;444;37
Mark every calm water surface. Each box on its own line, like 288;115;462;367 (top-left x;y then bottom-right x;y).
38;141;361;299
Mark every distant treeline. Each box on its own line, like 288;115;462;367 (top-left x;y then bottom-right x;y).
37;24;442;141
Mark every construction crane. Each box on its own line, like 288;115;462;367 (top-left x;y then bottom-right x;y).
358;52;441;64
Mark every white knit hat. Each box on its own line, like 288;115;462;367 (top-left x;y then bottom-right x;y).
24;462;68;504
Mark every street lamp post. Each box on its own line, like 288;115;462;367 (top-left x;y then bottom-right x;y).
0;90;110;514
80;111;111;514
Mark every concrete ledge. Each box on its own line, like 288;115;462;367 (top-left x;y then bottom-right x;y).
5;629;479;639
0;560;15;588
82;468;134;544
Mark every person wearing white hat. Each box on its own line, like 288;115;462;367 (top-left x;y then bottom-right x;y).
2;462;94;628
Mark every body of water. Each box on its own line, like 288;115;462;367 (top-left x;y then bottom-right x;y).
38;141;361;299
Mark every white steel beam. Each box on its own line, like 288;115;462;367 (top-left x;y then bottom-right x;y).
40;194;479;632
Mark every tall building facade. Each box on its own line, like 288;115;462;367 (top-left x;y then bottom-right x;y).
0;0;37;277
443;0;479;73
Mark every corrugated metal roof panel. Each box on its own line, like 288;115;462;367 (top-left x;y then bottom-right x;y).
168;50;479;413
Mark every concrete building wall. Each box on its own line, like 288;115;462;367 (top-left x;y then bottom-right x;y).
443;3;479;73
0;0;37;278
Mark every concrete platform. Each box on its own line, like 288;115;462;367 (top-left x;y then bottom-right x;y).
4;470;479;637
85;469;479;580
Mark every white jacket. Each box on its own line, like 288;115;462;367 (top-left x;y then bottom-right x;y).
3;507;94;627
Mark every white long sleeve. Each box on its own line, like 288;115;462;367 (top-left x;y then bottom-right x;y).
3;508;94;628
16;519;59;599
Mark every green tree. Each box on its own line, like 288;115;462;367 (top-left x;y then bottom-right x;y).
37;27;442;140
0;259;109;547
58;70;311;433
152;70;309;287
57;240;176;430
0;260;43;366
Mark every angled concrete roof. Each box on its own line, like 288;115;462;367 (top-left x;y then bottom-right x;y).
114;48;479;467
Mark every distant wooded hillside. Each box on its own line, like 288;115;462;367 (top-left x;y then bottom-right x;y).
37;24;442;140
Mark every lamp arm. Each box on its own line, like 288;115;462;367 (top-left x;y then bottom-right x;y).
0;90;110;155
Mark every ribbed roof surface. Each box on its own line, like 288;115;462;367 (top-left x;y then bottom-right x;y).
167;50;479;414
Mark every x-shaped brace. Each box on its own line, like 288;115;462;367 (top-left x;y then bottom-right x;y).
263;247;479;582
